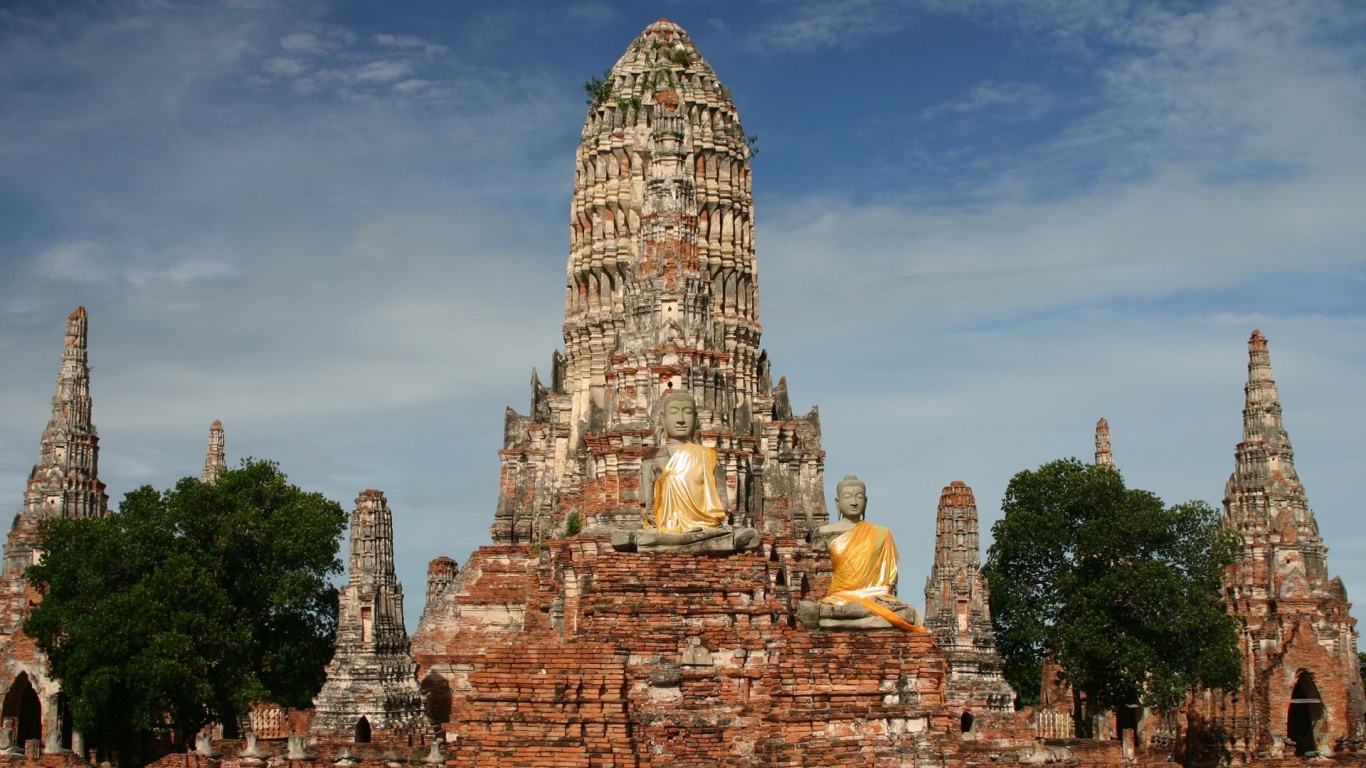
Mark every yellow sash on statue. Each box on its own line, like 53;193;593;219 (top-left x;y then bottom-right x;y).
822;521;924;633
653;442;727;534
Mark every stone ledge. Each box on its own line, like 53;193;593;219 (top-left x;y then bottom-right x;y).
610;526;760;555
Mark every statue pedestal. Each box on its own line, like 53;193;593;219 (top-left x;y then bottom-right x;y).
795;599;921;631
611;526;760;555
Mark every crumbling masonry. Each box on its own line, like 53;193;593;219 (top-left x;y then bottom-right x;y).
1187;331;1365;761
0;307;106;756
311;491;426;744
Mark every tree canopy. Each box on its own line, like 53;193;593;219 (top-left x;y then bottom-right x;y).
981;458;1242;717
25;459;346;749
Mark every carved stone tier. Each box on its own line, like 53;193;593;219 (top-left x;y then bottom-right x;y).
610;525;759;555
795;600;921;632
413;535;959;767
490;18;826;547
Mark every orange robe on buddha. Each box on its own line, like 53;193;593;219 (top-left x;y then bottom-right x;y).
821;520;923;632
652;442;727;533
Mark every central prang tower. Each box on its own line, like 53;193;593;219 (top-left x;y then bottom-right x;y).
492;19;824;545
413;21;960;768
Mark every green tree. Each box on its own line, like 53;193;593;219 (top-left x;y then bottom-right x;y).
982;458;1242;722
25;459;346;759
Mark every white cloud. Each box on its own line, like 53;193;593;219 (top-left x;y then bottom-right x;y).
375;32;447;55
34;240;107;283
279;31;334;56
352;59;412;83
261;56;308;77
920;80;1054;120
750;0;908;52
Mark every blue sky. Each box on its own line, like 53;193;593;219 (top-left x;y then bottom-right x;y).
1;0;1364;632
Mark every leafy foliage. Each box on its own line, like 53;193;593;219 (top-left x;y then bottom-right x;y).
25;460;346;745
565;512;583;537
583;69;613;107
982;458;1242;713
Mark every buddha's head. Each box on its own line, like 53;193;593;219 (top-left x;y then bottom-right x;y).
659;390;699;442
835;475;867;523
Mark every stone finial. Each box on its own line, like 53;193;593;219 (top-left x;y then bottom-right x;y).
193;732;219;758
1235;329;1298;487
238;733;269;760
202;419;227;484
1094;418;1114;467
286;735;310;760
938;480;975;509
423;738;444;765
425;557;459;609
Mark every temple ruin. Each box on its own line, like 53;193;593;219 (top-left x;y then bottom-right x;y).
310;491;426;744
0;307;106;757
1;17;1363;768
923;481;1016;731
1187;331;1365;761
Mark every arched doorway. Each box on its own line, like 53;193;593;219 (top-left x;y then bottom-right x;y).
2;673;41;748
960;711;975;733
1287;672;1324;757
354;716;371;744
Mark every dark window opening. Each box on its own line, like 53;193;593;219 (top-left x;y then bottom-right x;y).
1287;672;1324;757
354;717;371;744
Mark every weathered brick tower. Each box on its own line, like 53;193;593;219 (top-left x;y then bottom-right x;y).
923;482;1016;725
0;307;106;753
1190;331;1365;760
492;17;824;545
201;419;226;484
4;307;108;576
412;20;959;768
311;491;426;743
1094;417;1114;467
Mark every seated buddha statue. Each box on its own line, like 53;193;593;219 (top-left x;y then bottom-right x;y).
647;389;727;533
610;389;758;555
799;475;923;632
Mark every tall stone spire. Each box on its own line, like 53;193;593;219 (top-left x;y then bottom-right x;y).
4;307;108;575
1094;418;1114;467
492;18;824;544
311;490;427;742
201;420;226;484
1188;330;1365;757
1224;330;1323;597
923;481;1015;715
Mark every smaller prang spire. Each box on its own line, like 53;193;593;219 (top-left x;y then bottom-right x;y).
201;420;226;484
1094;418;1115;467
5;307;108;575
1234;330;1300;489
310;490;425;741
924;481;1014;713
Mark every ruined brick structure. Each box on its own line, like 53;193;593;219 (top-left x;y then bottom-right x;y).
1094;418;1114;468
1187;331;1365;761
923;481;1016;729
4;308;108;576
409;19;974;768
202;420;226;484
311;491;426;743
0;308;105;755
491;18;824;546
